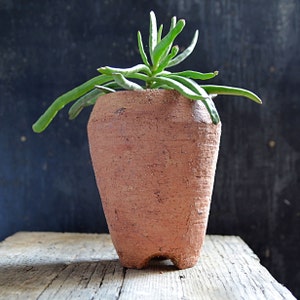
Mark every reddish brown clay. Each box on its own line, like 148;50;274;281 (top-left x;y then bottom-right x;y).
87;90;221;269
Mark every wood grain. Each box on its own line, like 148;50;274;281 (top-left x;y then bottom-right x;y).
0;232;295;299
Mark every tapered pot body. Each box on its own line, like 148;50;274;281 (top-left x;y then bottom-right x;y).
87;90;221;269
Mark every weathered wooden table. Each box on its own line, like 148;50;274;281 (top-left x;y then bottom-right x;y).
0;232;296;299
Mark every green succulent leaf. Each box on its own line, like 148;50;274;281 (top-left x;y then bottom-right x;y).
163;75;220;123
32;74;112;133
68;88;103;120
157;24;163;43
170;70;219;80
165;74;208;98
137;31;150;67
201;85;262;104
112;73;143;90
151;19;185;69
167;30;199;68
69;82;120;120
98;64;151;76
126;72;149;82
152;75;220;124
153;76;205;100
170;16;177;30
95;85;116;93
159;16;177;62
155;46;179;74
149;11;158;58
200;97;220;124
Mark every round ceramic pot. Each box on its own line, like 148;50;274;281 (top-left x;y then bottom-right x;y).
87;89;221;269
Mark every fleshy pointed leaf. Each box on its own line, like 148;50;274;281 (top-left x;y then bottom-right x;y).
166;74;208;97
137;31;150;67
170;16;177;30
159;16;177;62
68;89;103;120
201;85;262;104
98;64;151;76
152;19;185;68
201;97;220;124
157;24;163;43
153;76;204;100
95;85;116;93
155;46;179;74
167;30;199;68
169;70;219;80
112;73;143;90
149;11;158;59
157;75;220;124
32;74;112;133
125;72;149;82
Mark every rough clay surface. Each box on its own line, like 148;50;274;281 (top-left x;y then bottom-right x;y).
87;90;221;269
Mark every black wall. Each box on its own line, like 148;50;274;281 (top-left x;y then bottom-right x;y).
1;0;299;297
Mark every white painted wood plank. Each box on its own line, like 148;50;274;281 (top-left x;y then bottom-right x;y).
0;232;296;300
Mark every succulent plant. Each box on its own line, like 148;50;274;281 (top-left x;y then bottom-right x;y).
32;11;262;133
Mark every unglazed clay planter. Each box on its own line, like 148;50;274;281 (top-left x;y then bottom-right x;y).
87;89;221;269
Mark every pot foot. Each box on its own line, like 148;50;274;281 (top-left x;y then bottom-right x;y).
118;252;198;270
170;255;199;270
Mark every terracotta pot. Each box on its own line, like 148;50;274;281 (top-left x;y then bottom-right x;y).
87;89;221;269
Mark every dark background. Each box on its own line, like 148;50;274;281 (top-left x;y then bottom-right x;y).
1;0;299;297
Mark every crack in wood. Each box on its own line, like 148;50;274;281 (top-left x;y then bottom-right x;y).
117;267;127;299
98;262;109;289
36;264;69;299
